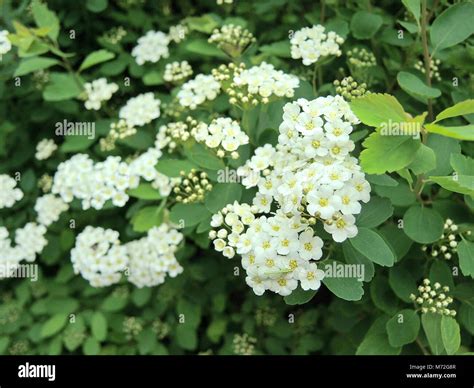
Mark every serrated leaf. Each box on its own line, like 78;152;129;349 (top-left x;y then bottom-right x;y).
350;93;407;127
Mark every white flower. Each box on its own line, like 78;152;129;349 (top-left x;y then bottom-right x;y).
119;93;161;127
290;25;344;66
34;194;69;226
177;74;221;109
168;24;188;43
83;78;118;110
132;30;170;65
324;214;358;242
298;263;325;291
298;229;323;260
35;139;57;160
0;175;23;208
0;30;11;55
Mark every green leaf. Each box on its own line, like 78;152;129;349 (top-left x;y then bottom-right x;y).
361;132;420;174
429;176;474;198
207;318;227;343
397;71;441;100
156;159;197;177
60;135;95;153
403;206;444;243
186;14;221;33
440;316;461;355
366;174;399;187
356;316;402;355
451;154;474;175
91;312;107;342
205;183;242;213
458;240;474;279
176;324;197;350
386;309;420;347
131;288;152;307
283;288;317;305
407;144;436;175
14;57;59;77
430;2;474;53
421;313;445;355
259;40;291;58
426;135;461;176
127;183;162;200
402;0;420;23
43;73;83;101
83;337;101;355
86;0;108;13
185;143;225;171
342;241;374;282
40;314;68;338
169;203;211;228
350;11;383;39
184;39;227;58
31;0;60;41
429;260;454;290
349;93;407;127
434;99;474;123
322;260;365;301
79;49;115;71
131;205;164;233
425;123;474;141
356;197;393;228
389;265;418;302
143;71;164;86
350;227;395;267
371;274;401;315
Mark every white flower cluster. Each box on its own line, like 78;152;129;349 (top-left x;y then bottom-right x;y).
52;148;176;209
211;96;371;296
35;139;57;160
177;74;221;109
164;61;193;83
14;222;48;262
125;224;183;287
0;174;23;209
119;93;161;127
83;78;119;110
232;62;300;102
0;30;11;55
52;154;138;209
0;223;47;278
210;204;326;296
132;30;170;65
71;224;183;288
290;25;344;66
71;226;128;287
34;194;69;226
192;117;249;158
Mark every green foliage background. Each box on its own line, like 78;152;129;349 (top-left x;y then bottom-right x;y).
0;0;473;355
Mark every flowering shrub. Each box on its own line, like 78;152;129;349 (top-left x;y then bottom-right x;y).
0;0;473;356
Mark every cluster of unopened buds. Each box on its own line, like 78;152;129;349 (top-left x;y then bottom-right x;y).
347;47;376;69
208;24;256;57
414;58;441;81
421;219;471;260
232;333;257;355
168;24;188;43
410;279;456;316
101;26;127;45
156;118;195;152
100;119;137;151
333;76;370;100
164;60;193;83
173;170;213;204
212;63;259;107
